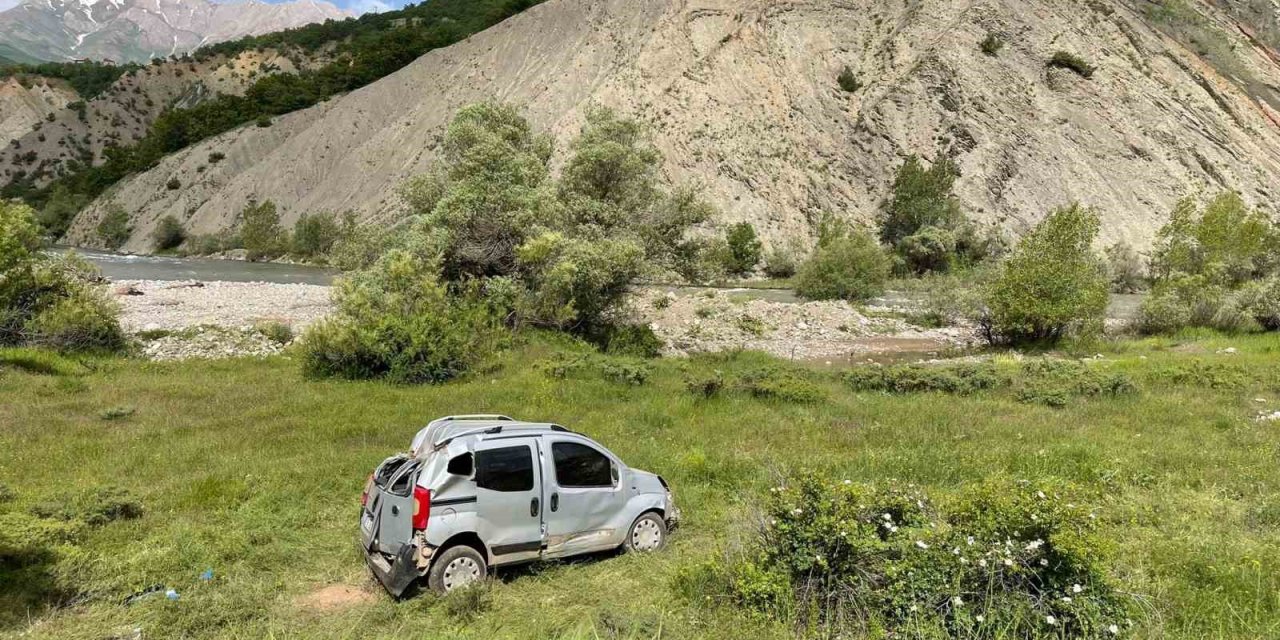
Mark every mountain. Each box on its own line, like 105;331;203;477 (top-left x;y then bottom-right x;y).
63;0;1280;253
0;0;350;63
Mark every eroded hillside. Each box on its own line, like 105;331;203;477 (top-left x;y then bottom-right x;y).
65;0;1280;252
1;50;322;192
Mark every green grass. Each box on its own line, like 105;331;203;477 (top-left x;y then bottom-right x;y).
2;333;1280;638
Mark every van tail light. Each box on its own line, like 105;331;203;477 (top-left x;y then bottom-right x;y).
360;474;373;507
412;486;430;530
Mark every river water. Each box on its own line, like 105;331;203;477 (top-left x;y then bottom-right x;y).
59;248;336;285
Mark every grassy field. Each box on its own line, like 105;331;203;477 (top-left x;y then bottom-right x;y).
2;331;1279;639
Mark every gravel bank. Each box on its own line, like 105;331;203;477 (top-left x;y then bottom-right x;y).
111;280;332;334
109;280;978;362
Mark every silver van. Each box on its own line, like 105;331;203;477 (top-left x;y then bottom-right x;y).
360;415;679;596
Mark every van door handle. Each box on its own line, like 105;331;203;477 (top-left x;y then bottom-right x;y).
530;497;539;517
550;492;559;512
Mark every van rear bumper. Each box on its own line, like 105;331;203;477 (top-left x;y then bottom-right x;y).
362;540;425;598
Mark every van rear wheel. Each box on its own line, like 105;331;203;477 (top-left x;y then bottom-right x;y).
427;545;487;594
624;512;667;553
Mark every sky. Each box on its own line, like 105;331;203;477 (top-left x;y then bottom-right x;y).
0;0;404;15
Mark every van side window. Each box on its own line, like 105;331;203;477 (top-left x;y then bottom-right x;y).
447;452;473;477
475;446;533;492
552;442;613;488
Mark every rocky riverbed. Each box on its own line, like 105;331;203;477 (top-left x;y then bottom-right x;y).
109;280;979;362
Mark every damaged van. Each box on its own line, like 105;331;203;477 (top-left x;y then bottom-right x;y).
359;415;679;596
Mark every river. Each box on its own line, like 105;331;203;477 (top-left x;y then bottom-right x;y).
59;248;336;285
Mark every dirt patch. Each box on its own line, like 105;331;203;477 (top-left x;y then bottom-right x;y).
294;583;378;614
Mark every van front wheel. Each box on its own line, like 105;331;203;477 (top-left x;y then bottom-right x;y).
427;545;487;594
624;512;667;553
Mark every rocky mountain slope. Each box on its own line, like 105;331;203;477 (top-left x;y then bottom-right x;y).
0;76;78;144
1;49;323;189
0;0;349;63
65;0;1280;253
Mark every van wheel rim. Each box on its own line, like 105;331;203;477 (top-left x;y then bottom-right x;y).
442;557;481;591
632;518;662;551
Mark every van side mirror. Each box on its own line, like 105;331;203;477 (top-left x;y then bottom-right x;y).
611;464;619;484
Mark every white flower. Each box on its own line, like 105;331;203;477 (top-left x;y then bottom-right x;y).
1003;558;1013;567
882;513;893;521
1039;559;1049;567
1108;624;1119;635
1037;491;1047;499
890;525;899;533
975;614;985;623
1072;584;1084;593
915;540;930;549
966;536;975;546
959;556;968;564
952;596;964;606
1061;596;1073;603
1046;615;1057;626
978;559;988;568
909;604;918;612
1030;514;1039;521
769;519;777;526
792;508;802;515
952;547;960;555
843;479;852;485
1025;539;1043;551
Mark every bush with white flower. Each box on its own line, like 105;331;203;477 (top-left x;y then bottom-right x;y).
679;474;1133;638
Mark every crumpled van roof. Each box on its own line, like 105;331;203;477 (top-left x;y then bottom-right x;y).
408;415;569;456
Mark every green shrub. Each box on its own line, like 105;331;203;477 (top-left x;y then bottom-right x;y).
36;186;90;239
99;406;136;421
537;353;652;386
253;320;294;345
298;250;504;384
184;230;242;256
702;474;1131;636
1014;360;1137;407
1104;241;1144;293
151;215;186;251
982;204;1108;345
837;66;861;92
239;200;287;261
737;367;824;403
723;222;763;276
24;287;126;352
762;242;799;279
980;33;1005;56
290;211;340;258
899;225;957;274
844;362;1002;395
95;204;131;250
328;213;393;272
1048;51;1095;78
1150;193;1277;286
917;270;990;327
1;205;124;352
255;115;273;127
881;156;964;248
587;323;664;358
684;370;725;398
208;151;226;164
165;178;181;190
795;228;890;302
1152;359;1250;389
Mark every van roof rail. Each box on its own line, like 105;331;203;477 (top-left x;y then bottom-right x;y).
438;414;514;423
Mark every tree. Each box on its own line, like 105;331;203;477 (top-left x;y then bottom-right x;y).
291;211;340;258
982;204;1108;344
795;225;891;302
95;204;131;250
239;200;286;261
151;215;186;251
723;222;763;276
881;155;963;247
